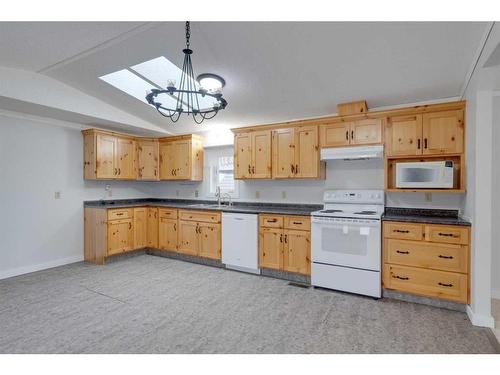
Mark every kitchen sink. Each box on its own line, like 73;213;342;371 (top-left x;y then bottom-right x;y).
186;203;226;209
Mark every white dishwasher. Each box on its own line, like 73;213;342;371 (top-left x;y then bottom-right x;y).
222;212;260;274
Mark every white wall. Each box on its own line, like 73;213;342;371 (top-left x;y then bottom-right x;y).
492;95;500;299
0;115;153;279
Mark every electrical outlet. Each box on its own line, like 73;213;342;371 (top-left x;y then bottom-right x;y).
255;191;260;199
282;191;287;199
194;190;199;198
176;190;180;197
54;191;61;199
425;193;432;202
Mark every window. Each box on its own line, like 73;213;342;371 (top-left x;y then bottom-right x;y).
209;155;239;197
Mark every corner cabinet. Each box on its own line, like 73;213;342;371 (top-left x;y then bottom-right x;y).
234;130;272;179
159;135;203;181
272;126;323;179
83;129;136;180
136;139;159;181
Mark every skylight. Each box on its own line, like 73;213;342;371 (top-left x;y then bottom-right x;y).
99;56;217;111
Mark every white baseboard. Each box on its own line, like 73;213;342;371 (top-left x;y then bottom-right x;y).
467;305;495;328
492;289;500;300
0;255;84;280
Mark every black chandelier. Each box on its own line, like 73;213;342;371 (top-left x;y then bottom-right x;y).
146;22;228;124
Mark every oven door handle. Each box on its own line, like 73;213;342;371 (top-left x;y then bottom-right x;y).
311;220;380;229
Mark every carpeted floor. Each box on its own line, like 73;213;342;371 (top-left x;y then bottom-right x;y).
0;254;497;354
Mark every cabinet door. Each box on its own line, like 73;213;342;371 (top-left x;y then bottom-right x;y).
115;137;136;179
294;126;319;178
252;130;272;178
96;134;116;179
178;220;199;256
133;207;148;249
351;118;382;145
422;110;464;155
386;115;423;156
147;208;158;248
283;230;310;275
159;218;178;251
259;227;283;270
159;142;175;180
137;140;159;180
107;219;133;255
173;140;191;179
272;128;295;178
234;133;252;179
198;222;221;260
320;122;351;147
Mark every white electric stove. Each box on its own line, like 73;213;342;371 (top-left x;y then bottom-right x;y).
311;190;385;298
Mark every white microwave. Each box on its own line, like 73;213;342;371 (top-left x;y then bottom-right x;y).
396;161;454;189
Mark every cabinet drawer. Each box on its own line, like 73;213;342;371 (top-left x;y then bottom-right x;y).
383;222;423;241
178;209;221;223
425;225;469;245
259;215;284;228
158;208;178;219
385;239;468;273
284;215;310;231
107;208;133;221
384;264;468;303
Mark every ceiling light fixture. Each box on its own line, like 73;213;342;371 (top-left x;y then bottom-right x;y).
146;22;228;124
196;73;226;92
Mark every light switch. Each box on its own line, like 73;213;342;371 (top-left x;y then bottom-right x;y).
282;191;287;199
54;191;61;199
255;191;260;199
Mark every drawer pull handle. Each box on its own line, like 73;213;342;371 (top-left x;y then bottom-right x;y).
396;250;409;254
393;275;409;281
116;213;124;216
438;255;454;259
292;221;302;225
438;232;457;237
394;229;410;233
267;219;278;223
438;282;453;287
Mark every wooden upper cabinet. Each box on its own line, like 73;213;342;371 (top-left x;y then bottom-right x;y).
234;130;271;179
272;128;296;178
137;139;159;180
115;137;136;179
96;133;116;179
422;110;464;155
159;135;203;181
320;122;351;148
351;118;382;145
234;132;252;179
294;126;319;178
385;114;423;156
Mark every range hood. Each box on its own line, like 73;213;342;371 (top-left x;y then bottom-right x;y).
320;145;384;161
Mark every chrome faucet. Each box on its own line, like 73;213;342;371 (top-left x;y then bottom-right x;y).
222;192;233;206
215;186;232;207
216;186;222;206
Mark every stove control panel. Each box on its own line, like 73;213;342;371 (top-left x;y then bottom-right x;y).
323;190;384;205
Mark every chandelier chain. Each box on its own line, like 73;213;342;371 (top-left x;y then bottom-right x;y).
185;21;190;48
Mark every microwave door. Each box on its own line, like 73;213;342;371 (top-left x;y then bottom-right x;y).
399;166;438;188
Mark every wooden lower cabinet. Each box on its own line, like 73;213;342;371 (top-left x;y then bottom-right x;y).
107;218;133;255
383;221;470;303
258;215;311;276
177;210;222;259
158;217;178;251
133;207;148;248
147;207;158;248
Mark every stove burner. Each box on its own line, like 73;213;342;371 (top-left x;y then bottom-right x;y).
320;209;343;213
353;211;377;215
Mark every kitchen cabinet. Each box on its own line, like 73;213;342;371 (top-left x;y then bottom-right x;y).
258;214;311;275
136;139;159;180
147;207;158;248
383;221;470;303
177;210;221;259
106;208;134;255
158;208;178;251
133;207;148;248
385;110;463;157
234;130;272;179
272;126;322;179
159;135;203;181
320;119;382;148
82;129;136;180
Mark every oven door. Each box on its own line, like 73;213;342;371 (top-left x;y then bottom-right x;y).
311;217;381;271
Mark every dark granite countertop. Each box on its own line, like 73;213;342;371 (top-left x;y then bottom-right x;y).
382;207;471;226
84;198;322;216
